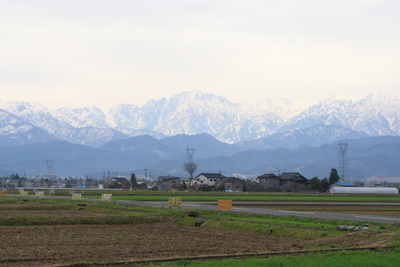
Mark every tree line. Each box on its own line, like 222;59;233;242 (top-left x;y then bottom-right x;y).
308;168;341;192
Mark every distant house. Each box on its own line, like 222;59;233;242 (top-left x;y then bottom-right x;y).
196;173;226;187
109;177;130;189
157;176;180;191
213;177;246;192
8;179;19;188
256;173;280;189
224;178;245;192
279;172;309;191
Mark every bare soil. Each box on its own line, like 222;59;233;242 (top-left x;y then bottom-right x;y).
0;210;106;218
0;223;395;267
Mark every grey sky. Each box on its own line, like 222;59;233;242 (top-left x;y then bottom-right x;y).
1;0;399;111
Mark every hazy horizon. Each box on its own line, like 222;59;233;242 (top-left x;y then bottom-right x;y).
1;1;399;111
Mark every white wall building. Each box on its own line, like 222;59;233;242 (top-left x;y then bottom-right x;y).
365;175;400;187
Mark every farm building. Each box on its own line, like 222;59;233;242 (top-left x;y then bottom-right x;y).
329;187;399;194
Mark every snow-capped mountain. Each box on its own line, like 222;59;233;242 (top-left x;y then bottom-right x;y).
52;107;109;128
0;109;58;146
0;91;399;147
283;93;400;136
106;90;309;143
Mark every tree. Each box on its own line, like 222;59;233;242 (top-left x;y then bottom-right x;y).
329;168;340;185
130;173;138;188
183;162;197;180
181;181;188;191
309;177;321;191
320;178;330;192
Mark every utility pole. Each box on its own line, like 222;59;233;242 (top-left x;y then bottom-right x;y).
107;171;110;189
130;172;133;194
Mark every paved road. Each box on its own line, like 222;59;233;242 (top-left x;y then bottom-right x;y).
6;194;400;224
127;200;400;224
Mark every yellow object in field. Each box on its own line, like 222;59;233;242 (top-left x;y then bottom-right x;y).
168;198;181;208
101;194;112;202
218;200;232;210
72;193;82;200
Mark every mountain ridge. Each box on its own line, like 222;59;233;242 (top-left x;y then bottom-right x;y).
0;134;398;180
0;91;399;148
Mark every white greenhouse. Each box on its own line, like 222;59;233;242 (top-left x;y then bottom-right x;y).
329;187;399;194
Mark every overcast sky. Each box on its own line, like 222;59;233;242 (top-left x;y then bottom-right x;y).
1;1;399;111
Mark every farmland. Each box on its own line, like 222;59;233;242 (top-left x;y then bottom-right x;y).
0;192;400;266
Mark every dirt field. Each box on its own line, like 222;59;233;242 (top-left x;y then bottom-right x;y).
0;223;396;267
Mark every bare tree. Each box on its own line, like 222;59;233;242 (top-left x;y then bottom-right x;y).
184;162;198;180
184;147;198;188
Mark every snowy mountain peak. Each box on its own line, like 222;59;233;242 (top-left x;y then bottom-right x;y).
0;90;400;146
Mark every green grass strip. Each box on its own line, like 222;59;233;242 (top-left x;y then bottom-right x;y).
154;249;400;267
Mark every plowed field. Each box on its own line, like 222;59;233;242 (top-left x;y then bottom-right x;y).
0;223;395;267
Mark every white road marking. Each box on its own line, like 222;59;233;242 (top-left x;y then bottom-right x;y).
183;204;200;207
144;202;163;204
355;216;400;221
278;210;315;215
232;207;249;210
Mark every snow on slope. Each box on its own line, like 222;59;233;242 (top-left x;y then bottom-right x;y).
0;91;399;146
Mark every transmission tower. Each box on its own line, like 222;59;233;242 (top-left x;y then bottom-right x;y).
46;159;54;178
338;141;349;182
186;147;195;164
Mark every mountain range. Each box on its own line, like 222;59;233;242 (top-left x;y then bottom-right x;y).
0;90;399;180
1;91;400;147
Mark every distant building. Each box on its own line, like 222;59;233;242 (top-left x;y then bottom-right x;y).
157;176;180;191
256;173;280;189
196;173;226;187
109;177;129;189
223;177;245;192
279;172;309;191
365;175;400;187
330;182;356;188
